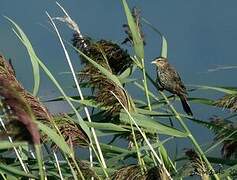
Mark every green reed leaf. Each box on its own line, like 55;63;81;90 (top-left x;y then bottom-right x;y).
122;0;144;60
36;121;73;156
120;111;188;137
5;17;40;96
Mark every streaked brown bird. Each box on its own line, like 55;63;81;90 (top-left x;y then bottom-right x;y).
152;57;193;116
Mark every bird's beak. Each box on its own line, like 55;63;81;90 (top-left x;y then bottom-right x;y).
151;60;156;64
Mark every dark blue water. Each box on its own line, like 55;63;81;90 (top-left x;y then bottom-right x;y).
1;0;236;177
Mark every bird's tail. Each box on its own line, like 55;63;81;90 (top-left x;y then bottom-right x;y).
179;95;193;116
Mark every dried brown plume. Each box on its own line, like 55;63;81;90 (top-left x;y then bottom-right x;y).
184;149;210;180
0;54;88;146
210;116;237;159
72;34;135;117
0;54;51;121
215;94;237;112
0;54;42;144
52;114;89;148
111;165;170;180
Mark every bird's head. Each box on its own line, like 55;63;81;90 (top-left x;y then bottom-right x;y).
151;57;168;67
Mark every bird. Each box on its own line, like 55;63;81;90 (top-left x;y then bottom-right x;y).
151;57;193;116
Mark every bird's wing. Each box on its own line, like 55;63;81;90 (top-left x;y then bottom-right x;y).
167;65;188;95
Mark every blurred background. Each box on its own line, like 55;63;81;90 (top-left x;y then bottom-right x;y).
1;0;237;157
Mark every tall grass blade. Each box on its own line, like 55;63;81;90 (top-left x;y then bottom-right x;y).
121;0;144;60
53;151;64;180
35;144;46;180
47;7;107;172
5;17;40;96
6;17;91;139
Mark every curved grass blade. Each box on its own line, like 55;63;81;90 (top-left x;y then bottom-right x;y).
142;18;168;58
5;17;40;96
